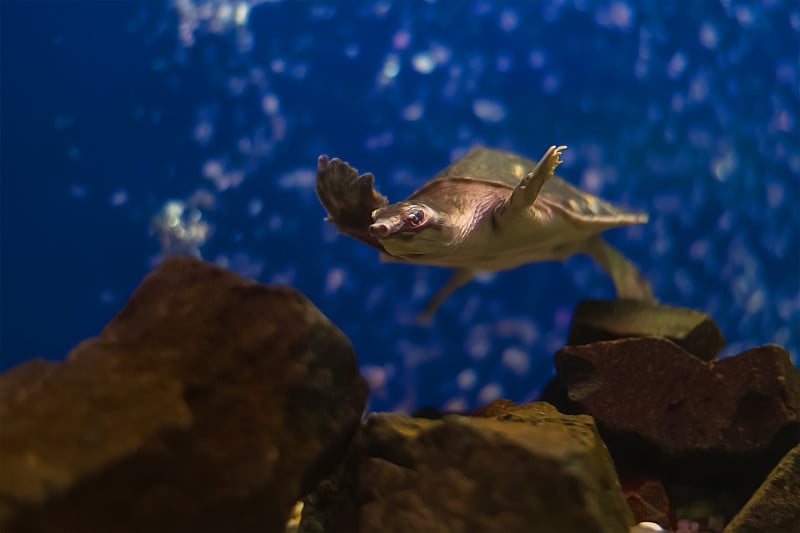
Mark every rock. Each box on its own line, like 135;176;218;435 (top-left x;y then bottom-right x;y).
567;299;726;361
621;473;672;530
554;338;800;485
724;443;800;533
0;256;368;533
304;403;634;533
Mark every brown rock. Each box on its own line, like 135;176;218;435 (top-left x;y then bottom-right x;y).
305;404;634;533
621;473;672;529
567;299;726;361
0;256;368;533
724;443;800;533
555;338;800;458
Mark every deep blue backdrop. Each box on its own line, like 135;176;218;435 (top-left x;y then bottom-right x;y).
2;0;798;412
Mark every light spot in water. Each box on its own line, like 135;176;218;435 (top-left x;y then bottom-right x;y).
66;145;80;160
361;365;387;390
501;347;529;375
402;102;424;121
666;51;688;79
261;93;279;115
443;397;468;412
478;382;503;404
698;21;719;49
247;197;263;216
528;49;547;69
466;324;491;360
69;183;89;199
110;189;128;206
472;98;507;123
457;369;477;390
498;8;519;32
541;73;560;94
278;168;315;190
392;30;411;50
325;267;346;295
343;43;359;59
411;51;435;74
381;53;401;79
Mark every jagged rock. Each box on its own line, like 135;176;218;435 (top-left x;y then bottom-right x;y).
303;403;633;533
0;256;368;533
555;338;800;456
567;299;726;361
724;443;800;533
554;337;800;490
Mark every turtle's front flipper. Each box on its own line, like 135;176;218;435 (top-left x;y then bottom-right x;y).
316;155;389;252
416;268;474;325
498;145;566;220
583;236;656;302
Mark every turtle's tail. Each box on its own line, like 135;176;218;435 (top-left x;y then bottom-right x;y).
583;236;656;303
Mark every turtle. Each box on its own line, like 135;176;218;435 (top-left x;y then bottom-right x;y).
316;145;654;321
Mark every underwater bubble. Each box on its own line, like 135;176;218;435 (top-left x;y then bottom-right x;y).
66;145;81;160
443;397;468;412
457;369;477;391
667;51;688;79
110;189;128;206
269;268;296;286
466;324;492;360
472;98;507;123
325;267;347;295
689;238;710;261
69;183;89;199
411;51;435;74
98;290;116;306
594;1;633;31
711;148;738;182
193;119;214;146
343;43;360;59
364;130;394;151
687;71;710;103
261;93;279;114
247;197;263;216
392;30;411;50
495;318;538;345
541;73;560;94
766;180;785;208
498;8;519;32
477;382;503;405
361;366;387;390
698;21;719;49
528;49;547;69
278;169;315;191
734;5;754;27
495;53;513;73
381;53;401;79
401;102;424;121
501;347;529;376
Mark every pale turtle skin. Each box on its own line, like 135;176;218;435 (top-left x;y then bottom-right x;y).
316;145;654;321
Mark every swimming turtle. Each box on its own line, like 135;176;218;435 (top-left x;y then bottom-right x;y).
316;145;654;321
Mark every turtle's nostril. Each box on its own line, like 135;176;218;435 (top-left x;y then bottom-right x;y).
369;222;390;238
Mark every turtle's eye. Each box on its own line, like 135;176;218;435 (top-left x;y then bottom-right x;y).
407;208;425;227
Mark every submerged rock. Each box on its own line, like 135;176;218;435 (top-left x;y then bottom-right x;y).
724;443;800;533
567;299;726;361
554;338;800;480
0;256;368;533
303;402;633;533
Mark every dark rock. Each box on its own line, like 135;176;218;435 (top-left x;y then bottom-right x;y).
0;256;368;533
621;473;672;530
567;299;726;361
304;403;634;533
554;338;800;486
724;443;800;533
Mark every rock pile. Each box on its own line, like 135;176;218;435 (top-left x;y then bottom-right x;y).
1;260;797;533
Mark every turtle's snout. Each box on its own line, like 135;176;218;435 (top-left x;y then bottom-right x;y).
368;222;391;238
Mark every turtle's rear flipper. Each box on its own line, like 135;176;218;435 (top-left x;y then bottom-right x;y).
583;236;656;302
316;155;389;252
416;268;474;325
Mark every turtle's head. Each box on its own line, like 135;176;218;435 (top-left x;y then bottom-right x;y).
368;201;451;258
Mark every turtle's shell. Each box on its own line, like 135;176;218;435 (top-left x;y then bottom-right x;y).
416;146;645;226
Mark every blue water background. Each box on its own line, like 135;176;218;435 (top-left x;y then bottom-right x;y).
2;1;798;412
